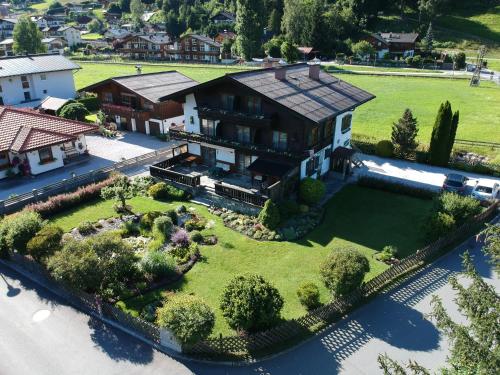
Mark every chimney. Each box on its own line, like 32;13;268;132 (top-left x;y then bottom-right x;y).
308;62;321;80
275;67;286;80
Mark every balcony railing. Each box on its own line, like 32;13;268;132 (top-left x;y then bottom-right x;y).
214;181;268;207
169;129;304;161
150;166;201;187
197;106;271;127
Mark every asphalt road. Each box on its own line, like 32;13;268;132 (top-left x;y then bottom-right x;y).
1;236;498;375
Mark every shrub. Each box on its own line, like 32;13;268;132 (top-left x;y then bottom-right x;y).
59;102;90;121
278;199;300;219
377;245;398;262
258;200;281;230
100;175;135;213
320;248;370;298
426;212;456;241
165;209;178;225
25;175;119;217
140;211;163;230
77;221;95;235
139;250;177;279
170;242;199;264
190;231;204;243
0;222;9;259
171;229;190;248
77;96;100;112
220;274;284;332
27;225;63;262
357;176;436;199
184;217;206;232
120;221;140;237
375;140;394;158
152;216;174;240
297;282;321;310
299;177;326;205
3;211;44;254
437;193;482;225
176;205;187;213
156;295;215;346
131;176;155;196
148;182;189;201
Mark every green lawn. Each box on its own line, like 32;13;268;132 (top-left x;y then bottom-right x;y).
51;185;433;336
81;33;103;41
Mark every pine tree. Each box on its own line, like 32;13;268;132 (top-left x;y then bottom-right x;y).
422;22;434;52
235;0;265;60
446;110;459;161
428;101;453;166
391;109;419;158
12;16;46;55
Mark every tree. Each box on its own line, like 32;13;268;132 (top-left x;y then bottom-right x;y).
258;199;281;230
320;248;370;298
59;103;90;122
87;19;103;34
391;109;419;158
130;0;145;28
220;274;284;332
156;295;215;346
483;223;499;272
351;40;375;60
1;211;43;255
100;175;135;213
299;177;326;205
119;0;131;13
280;40;299;63
418;0;443;23
446;110;459;160
453;52;466;70
378;252;500;374
27;226;63;262
12;15;46;55
235;0;266;60
428;101;453;166
422;22;434;53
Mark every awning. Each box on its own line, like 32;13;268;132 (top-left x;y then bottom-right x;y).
39;96;70;112
247;158;293;178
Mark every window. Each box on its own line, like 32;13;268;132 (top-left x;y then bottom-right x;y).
38;147;53;164
43;89;47;94
121;94;131;106
40;74;46;80
237;153;252;174
0;151;9;170
221;94;234;111
272;131;287;151
24;91;31;101
325;119;334;139
341;114;352;134
324;146;332;159
306;154;320;176
103;92;113;103
236;125;250;143
201;119;216;136
247;96;261;114
21;75;29;89
308;127;319;146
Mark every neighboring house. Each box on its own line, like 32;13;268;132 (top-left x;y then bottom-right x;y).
180;34;221;63
158;63;374;198
214;30;236;44
0;18;16;39
79;71;198;135
0;38;13;56
0;106;97;179
118;34;173;60
43;26;82;47
366;32;419;58
42;37;66;54
210;11;236;24
75;15;93;29
32;15;65;29
0;54;80;107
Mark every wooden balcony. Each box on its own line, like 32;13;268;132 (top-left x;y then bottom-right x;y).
197;106;271;127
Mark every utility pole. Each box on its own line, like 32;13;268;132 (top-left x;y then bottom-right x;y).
470;46;487;87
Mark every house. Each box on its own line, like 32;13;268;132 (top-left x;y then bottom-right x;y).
154;63;374;203
0;18;16;39
42;37;66;54
179;34;221;63
0;107;97;179
79;71;198;135
117;34;174;60
366;32;419;58
32;15;65;29
75;15;93;29
0;38;13;56
210;11;236;24
214;30;236;44
43;26;81;47
0;54;80;107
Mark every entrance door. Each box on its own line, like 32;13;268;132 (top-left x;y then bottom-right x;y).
201;146;216;167
119;116;128;130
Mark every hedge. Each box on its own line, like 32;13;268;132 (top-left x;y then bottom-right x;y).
357;175;436;199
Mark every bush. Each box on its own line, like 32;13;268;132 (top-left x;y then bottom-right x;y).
258;200;281;230
278;199;300;218
320;248;370;298
170;242;199;264
152;216;174;240
77;221;95;235
59;102;90;121
184;218;206;232
376;245;398;262
220;274;284;332
77;96;100;112
27;226;63;262
165;209;178;225
437;192;482;225
139;250;177;279
190;231;204;243
176;205;187;213
357;176;436;199
156;295;215;346
25;175;120;217
296;282;321;310
148;182;189;201
140;211;163;230
299;177;326;205
120;221;140;237
2;211;44;254
426;212;456;241
171;229;190;248
375;140;394;158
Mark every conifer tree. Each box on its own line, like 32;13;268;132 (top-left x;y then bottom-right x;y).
235;0;265;60
391;109;419;158
429;101;453;166
446;110;460;161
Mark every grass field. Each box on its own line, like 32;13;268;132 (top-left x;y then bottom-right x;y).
51;185;433;335
81;33;103;41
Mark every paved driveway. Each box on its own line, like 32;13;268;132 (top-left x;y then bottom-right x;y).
0;133;175;200
1;230;497;374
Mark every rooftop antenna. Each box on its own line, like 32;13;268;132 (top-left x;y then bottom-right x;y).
470;46;487;87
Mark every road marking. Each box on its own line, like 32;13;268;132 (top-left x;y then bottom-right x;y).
32;309;51;322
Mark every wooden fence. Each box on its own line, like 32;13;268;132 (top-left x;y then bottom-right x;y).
186;202;498;359
214;181;268;207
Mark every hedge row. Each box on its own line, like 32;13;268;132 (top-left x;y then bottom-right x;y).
357;175;437;200
25;175;120;217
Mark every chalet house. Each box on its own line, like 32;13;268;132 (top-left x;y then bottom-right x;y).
0;54;79;107
0;18;16;39
42;37;67;54
210;11;236;24
76;15;93;29
366;32;419;58
43;26;82;47
0;107;97;179
180;34;221;63
118;34;174;60
80;71;198;135
0;38;13;56
32;15;65;29
153;63;374;205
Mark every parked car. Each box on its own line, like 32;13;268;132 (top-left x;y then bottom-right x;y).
442;173;468;193
471;180;499;203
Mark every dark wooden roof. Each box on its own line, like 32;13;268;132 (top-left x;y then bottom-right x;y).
247;158;293;177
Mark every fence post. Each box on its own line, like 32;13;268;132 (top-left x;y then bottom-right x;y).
32;189;38;202
62;178;68;192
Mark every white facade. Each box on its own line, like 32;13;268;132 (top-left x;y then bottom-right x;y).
0;70;77;106
61;27;82;47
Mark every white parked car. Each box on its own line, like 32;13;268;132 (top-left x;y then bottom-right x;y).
471;180;499;203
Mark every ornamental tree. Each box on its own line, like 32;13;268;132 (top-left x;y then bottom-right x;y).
391;109;419;158
101;175;135;213
428;101;453;166
59;103;90;122
13;15;46;55
258;200;281;230
220;274;284;332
